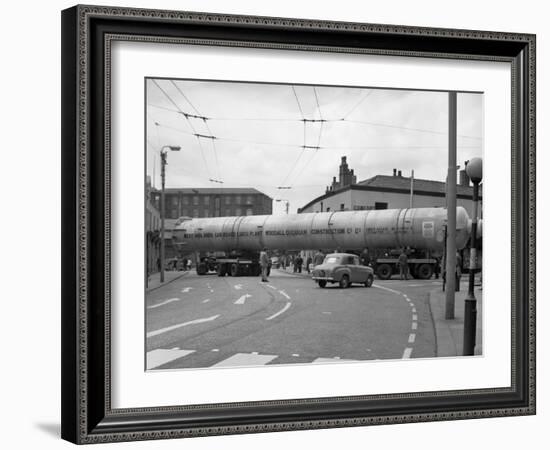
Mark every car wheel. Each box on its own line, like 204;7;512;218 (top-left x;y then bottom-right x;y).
339;274;350;289
365;274;374;287
217;264;226;277
318;280;327;288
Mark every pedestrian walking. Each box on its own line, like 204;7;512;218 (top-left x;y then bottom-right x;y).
398;248;409;280
260;247;270;282
295;255;303;273
306;256;312;273
313;250;325;267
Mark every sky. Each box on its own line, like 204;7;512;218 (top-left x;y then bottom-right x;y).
146;78;483;215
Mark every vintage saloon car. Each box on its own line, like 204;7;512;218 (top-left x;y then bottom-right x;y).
311;253;374;288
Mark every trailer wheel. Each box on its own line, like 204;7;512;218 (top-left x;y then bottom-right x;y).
230;263;239;277
217;264;226;277
376;264;392;280
417;263;434;280
318;280;327;288
339;274;350;289
196;263;207;276
364;274;374;287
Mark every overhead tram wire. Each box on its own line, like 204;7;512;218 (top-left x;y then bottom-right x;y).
278;86;310;189
171;80;223;183
288;87;325;187
151;79;212;181
341;90;372;120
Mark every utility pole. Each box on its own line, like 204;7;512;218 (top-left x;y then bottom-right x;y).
409;169;414;209
445;92;457;320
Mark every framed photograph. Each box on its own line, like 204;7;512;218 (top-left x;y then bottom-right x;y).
61;5;536;444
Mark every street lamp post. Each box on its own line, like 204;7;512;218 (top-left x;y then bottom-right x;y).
159;145;181;283
276;198;289;214
463;157;482;355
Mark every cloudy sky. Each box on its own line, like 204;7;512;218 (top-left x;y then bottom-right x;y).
146;78;483;215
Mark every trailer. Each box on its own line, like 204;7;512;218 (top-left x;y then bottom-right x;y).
173;207;476;277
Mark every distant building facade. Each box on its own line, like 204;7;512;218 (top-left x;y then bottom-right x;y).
151;187;273;221
145;177;161;275
299;157;481;214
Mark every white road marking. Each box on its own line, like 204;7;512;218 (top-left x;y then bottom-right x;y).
202;299;211;303
212;352;277;367
234;284;243;290
181;287;193;293
266;302;292;321
234;294;252;305
411;307;417;313
266;284;278;290
147;298;181;309
251;351;259;355
412;322;418;330
312;357;359;364
147;314;220;338
279;290;291;300
373;284;402;295
408;333;416;343
402;348;413;359
210;289;214;293
211;349;219;352
292;354;300;357
412;314;418;321
147;349;195;369
322;311;332;315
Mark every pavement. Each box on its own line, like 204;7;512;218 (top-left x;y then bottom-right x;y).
146;270;189;292
428;278;483;357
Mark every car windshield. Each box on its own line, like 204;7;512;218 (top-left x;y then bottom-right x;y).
324;256;340;264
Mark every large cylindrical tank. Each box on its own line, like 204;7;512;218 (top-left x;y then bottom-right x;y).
172;207;472;253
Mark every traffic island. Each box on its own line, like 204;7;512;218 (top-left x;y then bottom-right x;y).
428;282;483;357
146;270;189;292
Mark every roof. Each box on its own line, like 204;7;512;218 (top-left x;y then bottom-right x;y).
358;175;474;197
157;187;270;196
298;174;480;212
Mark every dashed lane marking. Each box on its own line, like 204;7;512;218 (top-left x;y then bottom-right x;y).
372;284;402;295
147;314;220;338
411;307;417;313
147;348;195;370
202;299;211;303
402;348;413;359
279;290;291;300
412;314;418;321
408;333;416;343
412;322;418;330
181;287;193;293
234;294;252;305
266;302;292;321
212;352;277;367
266;284;278;290
147;298;181;309
234;284;243;290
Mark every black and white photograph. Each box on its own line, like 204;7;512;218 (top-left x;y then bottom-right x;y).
144;78;484;371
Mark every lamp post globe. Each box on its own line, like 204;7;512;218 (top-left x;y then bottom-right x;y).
466;157;482;184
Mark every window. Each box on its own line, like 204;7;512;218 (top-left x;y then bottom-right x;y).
326;207;331;212
225;209;231;216
203;196;210;205
246;208;253;216
182;196;189;205
340;203;345;211
353;256;360;265
193;209;199;218
225;196;231;205
246;195;253;204
171;196;178;206
193;196;199;205
375;202;388;210
235;195;241;204
235;208;242;216
203;210;210;217
181;209;188;217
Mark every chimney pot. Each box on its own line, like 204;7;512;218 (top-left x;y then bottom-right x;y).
398;170;402;177
393;168;397;176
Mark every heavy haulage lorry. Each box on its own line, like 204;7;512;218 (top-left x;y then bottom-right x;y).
172;207;475;279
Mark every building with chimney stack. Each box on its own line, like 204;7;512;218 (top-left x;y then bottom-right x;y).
298;156;481;214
